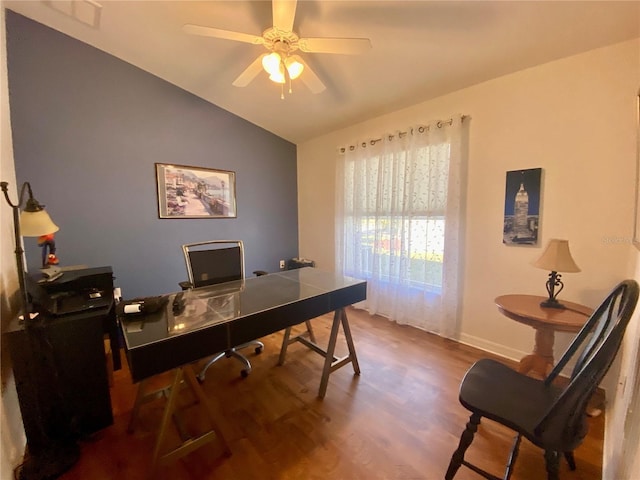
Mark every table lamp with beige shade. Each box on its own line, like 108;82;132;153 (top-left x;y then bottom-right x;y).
532;238;581;309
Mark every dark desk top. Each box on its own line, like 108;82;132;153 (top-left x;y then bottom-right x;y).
121;268;367;382
8;266;116;333
32;266;113;287
6;303;113;333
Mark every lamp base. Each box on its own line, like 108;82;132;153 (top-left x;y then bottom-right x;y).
540;298;566;309
16;442;80;480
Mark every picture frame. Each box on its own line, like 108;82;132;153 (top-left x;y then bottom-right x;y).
156;163;237;219
503;168;542;246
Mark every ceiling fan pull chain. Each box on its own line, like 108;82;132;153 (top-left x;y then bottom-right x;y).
283;60;290;98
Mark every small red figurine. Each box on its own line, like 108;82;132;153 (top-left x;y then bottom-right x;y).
38;233;59;267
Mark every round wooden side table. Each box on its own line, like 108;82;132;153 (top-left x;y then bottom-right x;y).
494;294;593;379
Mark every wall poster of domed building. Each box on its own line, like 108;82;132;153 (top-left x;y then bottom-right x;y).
503;168;542;245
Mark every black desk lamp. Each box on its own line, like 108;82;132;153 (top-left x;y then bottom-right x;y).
1;181;59;324
533;238;581;309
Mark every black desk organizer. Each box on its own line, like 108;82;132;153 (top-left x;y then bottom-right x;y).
32;266;121;370
287;258;315;270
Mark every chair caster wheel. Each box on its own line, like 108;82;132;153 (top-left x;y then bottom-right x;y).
255;346;263;354
240;369;249;378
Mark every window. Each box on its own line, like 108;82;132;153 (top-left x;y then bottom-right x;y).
341;142;449;291
336;119;463;334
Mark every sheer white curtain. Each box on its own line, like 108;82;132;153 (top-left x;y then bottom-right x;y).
335;116;463;337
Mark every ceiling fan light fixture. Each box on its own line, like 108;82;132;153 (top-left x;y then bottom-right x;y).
262;52;282;76
185;0;372;94
285;55;304;80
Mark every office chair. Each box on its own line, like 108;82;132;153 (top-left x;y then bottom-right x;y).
445;279;639;480
180;240;264;381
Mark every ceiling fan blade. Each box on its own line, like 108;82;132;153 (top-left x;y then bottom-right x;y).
298;37;372;55
183;24;265;45
296;58;326;94
272;0;297;32
232;54;267;87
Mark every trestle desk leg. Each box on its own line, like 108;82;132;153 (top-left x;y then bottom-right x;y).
150;365;230;477
318;308;361;399
182;365;231;457
151;368;184;476
127;378;148;434
279;321;316;366
278;326;293;365
340;308;361;375
304;320;317;343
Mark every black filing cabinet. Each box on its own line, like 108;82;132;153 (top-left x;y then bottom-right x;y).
5;267;116;454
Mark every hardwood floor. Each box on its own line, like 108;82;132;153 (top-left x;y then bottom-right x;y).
61;308;603;479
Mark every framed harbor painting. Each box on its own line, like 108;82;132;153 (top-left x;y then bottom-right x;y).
503;168;542;246
156;163;237;219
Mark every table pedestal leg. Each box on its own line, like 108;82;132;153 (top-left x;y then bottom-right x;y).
518;327;555;379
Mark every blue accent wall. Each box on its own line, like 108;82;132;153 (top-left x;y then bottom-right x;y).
5;11;299;298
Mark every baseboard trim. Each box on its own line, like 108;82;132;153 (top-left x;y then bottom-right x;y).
456;332;595;385
457;332;528;364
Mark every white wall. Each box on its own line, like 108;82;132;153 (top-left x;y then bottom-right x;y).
298;38;640;477
604;249;640;479
0;5;27;477
298;38;639;361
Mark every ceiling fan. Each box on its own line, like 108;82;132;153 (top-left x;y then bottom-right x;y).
183;0;372;97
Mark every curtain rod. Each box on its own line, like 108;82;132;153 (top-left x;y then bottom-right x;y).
339;115;468;154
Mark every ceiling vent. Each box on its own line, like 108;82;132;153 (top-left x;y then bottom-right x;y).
43;0;102;29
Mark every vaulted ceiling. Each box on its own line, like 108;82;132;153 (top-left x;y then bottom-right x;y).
4;1;639;143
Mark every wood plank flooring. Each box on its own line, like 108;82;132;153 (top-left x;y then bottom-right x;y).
61;308;603;480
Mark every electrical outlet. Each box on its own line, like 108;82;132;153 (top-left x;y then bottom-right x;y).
279;260;285;269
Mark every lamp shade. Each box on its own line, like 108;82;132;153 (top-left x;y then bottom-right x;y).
262;52;282;76
20;209;59;237
269;72;286;84
533;239;580;273
285;55;304;80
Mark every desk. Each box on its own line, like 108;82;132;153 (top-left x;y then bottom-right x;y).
120;268;366;472
122;268;366;387
31;266;121;370
6;302;114;457
495;294;592;378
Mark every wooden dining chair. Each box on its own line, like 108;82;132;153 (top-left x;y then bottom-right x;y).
445;279;639;480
